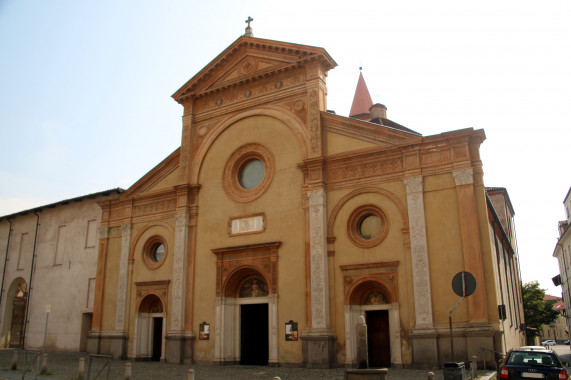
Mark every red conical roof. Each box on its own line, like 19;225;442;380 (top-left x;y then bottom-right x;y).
349;71;373;117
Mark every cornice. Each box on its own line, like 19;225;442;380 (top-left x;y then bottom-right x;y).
322;127;484;190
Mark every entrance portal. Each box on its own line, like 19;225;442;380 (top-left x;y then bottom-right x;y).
366;310;390;367
136;294;164;361
240;303;268;365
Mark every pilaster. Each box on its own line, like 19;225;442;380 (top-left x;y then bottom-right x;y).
403;176;439;368
452;168;488;323
301;188;336;368
92;227;109;332
166;211;189;363
403;176;434;329
115;223;131;332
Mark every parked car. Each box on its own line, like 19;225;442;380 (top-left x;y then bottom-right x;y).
542;339;557;346
499;347;568;379
565;340;570;345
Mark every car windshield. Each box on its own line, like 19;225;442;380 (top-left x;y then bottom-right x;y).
508;351;560;367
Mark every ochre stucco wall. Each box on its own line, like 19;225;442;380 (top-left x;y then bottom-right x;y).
193;115;305;363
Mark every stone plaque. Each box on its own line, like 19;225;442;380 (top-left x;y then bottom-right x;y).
229;214;265;236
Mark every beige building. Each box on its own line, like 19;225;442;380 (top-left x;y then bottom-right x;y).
83;28;525;369
540;297;567;343
553;186;571;343
0;189;122;351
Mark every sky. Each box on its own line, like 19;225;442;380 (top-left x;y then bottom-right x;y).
0;1;569;295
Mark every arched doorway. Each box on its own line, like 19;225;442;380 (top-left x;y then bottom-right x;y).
343;276;402;368
214;267;278;366
136;294;165;361
212;242;280;366
239;277;269;365
1;278;28;348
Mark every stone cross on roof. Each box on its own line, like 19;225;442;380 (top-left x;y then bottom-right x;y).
245;16;254;37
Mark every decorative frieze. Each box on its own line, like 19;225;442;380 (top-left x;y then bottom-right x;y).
194;72;305;114
133;198;176;217
328;158;403;182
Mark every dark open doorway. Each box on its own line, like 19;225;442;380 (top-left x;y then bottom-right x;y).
240;303;268;365
151;317;162;361
366;310;390;367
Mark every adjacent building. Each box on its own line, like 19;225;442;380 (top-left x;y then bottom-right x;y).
0;189;122;351
540;296;567;343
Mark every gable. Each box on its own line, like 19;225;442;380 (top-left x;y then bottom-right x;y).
327;130;381;155
119;148;180;199
172;36;336;103
322;112;422;152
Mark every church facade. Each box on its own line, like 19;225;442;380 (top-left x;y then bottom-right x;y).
86;33;525;368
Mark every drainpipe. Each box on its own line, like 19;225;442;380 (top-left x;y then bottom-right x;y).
22;212;40;348
0;218;13;317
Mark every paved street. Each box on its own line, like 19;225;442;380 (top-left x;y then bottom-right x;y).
0;349;451;380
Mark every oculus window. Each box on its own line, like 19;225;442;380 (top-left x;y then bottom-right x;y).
143;236;168;270
223;143;275;202
347;204;389;248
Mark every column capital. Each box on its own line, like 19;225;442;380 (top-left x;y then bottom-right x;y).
452;168;474;186
403;176;423;194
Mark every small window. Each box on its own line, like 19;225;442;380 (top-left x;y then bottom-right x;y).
143;236;168;270
347;204;389;248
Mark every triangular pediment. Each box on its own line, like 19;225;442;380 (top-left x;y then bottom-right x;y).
119;148;180;200
172;36;336;103
322;112;422;152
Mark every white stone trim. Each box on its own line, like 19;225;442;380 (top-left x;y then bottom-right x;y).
213;295;278;365
170;213;189;332
403;176;434;328
114;223;131;331
308;189;330;329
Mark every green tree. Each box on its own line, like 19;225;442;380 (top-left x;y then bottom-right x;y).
522;281;559;337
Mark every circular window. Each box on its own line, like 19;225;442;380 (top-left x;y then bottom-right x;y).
151;243;165;262
239;159;265;189
347;204;389;248
143;236;168;269
223;143;275;202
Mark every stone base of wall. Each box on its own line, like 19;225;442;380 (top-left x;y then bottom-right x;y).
301;330;337;368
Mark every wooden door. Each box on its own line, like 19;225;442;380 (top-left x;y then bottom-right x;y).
366;310;390;367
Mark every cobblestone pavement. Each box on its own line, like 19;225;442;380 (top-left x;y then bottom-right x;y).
0;350;449;380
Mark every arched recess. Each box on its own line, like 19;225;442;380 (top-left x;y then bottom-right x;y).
211;243;279;367
341;268;402;368
1;278;28;348
328;187;409;241
135;293;166;361
192;106;309;184
129;222;175;263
